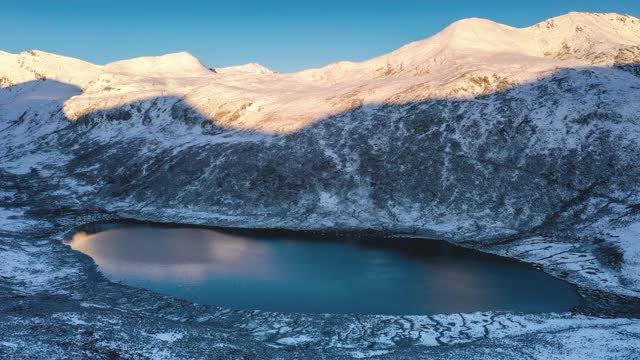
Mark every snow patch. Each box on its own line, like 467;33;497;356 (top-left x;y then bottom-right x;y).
275;334;316;345
151;332;184;343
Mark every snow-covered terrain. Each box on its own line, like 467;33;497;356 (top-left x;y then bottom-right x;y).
1;11;640;359
212;62;275;74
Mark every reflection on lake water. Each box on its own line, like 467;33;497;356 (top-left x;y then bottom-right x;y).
69;228;274;283
66;223;581;315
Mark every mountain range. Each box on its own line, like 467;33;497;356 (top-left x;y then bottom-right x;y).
1;11;640;298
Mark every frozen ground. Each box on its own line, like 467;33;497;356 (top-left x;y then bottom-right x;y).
0;203;639;359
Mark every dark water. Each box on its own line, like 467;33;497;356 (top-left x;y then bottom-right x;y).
66;223;581;315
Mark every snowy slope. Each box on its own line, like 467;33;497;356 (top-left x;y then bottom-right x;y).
213;62;275;74
527;12;640;59
103;51;212;77
3;13;639;134
63;13;640;133
297;12;640;82
0;50;100;87
2;12;640;298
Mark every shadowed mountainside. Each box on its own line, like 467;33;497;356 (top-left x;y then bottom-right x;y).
1;63;639;242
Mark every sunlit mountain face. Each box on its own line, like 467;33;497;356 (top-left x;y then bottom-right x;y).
2;13;640;134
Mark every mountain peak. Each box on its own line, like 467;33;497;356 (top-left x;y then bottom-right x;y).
528;11;640;32
429;16;531;54
16;49;97;65
213;62;275;75
295;11;640;84
391;12;640;61
397;11;640;60
445;17;504;30
0;49;100;86
564;11;636;19
20;49;53;57
104;51;212;77
524;12;640;61
366;15;535;64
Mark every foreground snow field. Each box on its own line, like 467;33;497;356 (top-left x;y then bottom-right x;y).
1;11;640;359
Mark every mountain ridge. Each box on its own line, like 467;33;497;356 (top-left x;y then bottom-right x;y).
2;12;639;134
212;62;276;74
2;12;638;82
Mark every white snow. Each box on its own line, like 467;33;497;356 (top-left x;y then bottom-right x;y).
606;221;640;292
213;62;275;74
0;208;81;293
523;321;640;359
103;51;212;77
0;49;99;87
350;350;390;358
53;313;90;325
0;341;18;349
318;191;340;211
150;332;184;343
275;334;316;345
2;12;639;134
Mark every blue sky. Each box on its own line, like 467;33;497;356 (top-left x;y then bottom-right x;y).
2;1;638;72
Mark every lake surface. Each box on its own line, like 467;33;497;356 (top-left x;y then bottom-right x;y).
66;223;581;315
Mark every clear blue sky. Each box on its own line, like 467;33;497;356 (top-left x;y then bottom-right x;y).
2;0;638;72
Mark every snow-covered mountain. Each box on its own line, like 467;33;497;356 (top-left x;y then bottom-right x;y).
212;62;275;74
2;12;639;132
0;13;637;131
0;49;99;86
2;12;640;297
